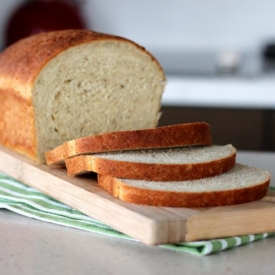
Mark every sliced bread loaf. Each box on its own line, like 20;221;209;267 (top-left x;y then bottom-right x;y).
97;163;270;207
0;30;165;163
65;144;236;181
46;122;212;165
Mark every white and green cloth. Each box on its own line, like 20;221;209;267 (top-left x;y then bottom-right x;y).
0;172;273;256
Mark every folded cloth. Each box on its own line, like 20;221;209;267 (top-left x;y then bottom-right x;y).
0;172;273;256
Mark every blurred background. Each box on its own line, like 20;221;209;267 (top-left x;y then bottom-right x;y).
1;0;275;151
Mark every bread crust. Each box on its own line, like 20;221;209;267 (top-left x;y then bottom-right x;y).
0;29;162;98
46;122;212;165
97;174;270;207
0;29;164;162
0;89;36;160
65;146;236;180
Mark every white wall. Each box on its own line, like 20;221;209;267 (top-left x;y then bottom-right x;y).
2;0;275;49
1;0;275;74
83;0;275;52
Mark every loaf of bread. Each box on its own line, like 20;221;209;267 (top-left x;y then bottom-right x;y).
0;29;165;163
97;164;270;207
65;144;236;180
46;122;212;165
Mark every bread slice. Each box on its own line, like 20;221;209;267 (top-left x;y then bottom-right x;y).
0;30;165;163
97;163;270;207
65;144;236;181
46;122;212;165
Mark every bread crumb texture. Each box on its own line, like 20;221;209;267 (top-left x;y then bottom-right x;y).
120;164;270;192
93;144;235;164
34;40;165;161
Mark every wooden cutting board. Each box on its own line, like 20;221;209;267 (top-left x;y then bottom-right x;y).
0;144;275;245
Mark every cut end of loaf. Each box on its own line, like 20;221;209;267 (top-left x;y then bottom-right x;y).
34;38;165;162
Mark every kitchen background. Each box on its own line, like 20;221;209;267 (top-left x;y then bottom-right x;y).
1;0;275;151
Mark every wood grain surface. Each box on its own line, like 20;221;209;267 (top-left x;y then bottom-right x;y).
0;144;274;245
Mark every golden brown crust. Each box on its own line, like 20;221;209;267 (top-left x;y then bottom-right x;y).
98;174;270;207
0;29;163;99
65;148;236;180
63;155;95;176
46;122;212;165
45;144;65;165
0;89;36;160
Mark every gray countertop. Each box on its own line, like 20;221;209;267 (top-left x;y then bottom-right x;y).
0;151;275;275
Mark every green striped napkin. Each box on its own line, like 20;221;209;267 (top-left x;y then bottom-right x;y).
0;171;273;256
